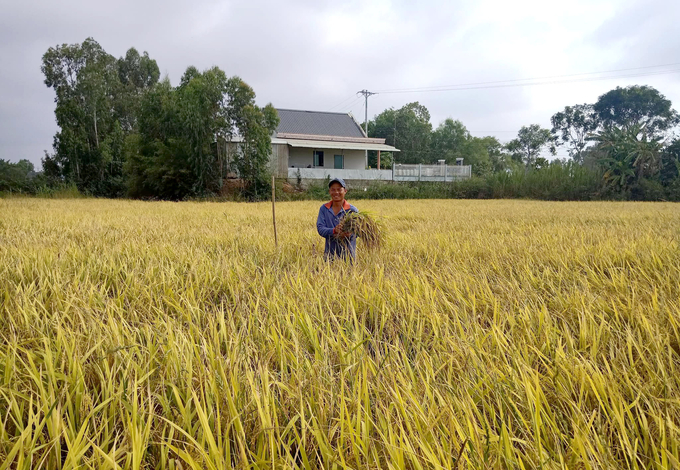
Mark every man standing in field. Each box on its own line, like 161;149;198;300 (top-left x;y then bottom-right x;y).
316;178;358;260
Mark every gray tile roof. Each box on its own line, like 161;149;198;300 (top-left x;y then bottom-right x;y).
276;109;366;138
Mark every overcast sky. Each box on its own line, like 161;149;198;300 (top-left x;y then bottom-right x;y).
1;0;679;167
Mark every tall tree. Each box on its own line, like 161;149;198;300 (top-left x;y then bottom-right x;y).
430;119;469;163
126;68;278;200
116;48;160;132
177;66;228;194
429;119;496;175
593;85;679;136
369;102;432;164
369;106;512;173
225;77;280;199
476;136;513;174
42;38;159;196
125;78;193;199
551;104;598;163
42;38;118;189
117;48;160;90
505;124;556;171
462;136;496;176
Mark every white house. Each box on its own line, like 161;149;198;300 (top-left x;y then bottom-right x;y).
220;108;471;184
269;109;400;182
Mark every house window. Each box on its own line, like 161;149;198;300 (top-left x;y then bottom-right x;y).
334;154;344;169
313;151;324;167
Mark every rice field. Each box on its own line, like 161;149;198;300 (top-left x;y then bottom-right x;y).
1;198;679;469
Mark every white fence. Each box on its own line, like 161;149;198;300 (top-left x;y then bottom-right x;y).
393;164;472;182
288;165;472;183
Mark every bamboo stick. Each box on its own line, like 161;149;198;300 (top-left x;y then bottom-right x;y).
272;175;278;248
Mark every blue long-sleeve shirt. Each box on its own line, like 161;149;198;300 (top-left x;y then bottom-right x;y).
316;200;358;259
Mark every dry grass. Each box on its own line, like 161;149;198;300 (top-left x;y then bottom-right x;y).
1;198;679;469
335;211;383;250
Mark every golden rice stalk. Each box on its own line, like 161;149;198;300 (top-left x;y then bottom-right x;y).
335;211;383;249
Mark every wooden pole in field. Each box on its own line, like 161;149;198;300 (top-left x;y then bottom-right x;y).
272;175;278;248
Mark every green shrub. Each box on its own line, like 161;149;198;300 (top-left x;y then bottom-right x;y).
632;179;667;201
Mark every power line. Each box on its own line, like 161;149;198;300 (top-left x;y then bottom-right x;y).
328;93;361;111
375;66;680;94
375;62;680;93
329;62;680;114
378;69;680;94
343;96;364;112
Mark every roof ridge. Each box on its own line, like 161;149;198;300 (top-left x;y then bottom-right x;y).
276;108;351;116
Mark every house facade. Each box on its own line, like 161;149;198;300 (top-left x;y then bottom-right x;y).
269;109;400;181
221;108;472;185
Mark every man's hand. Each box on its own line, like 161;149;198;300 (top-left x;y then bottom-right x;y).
333;226;350;238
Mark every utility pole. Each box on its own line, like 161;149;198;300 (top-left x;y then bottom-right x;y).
393;112;397;164
357;89;377;168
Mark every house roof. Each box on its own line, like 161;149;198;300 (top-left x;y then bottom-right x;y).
276;109;367;139
229;135;399;152
284;139;399;152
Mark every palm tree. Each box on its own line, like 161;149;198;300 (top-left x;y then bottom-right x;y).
630;129;662;180
592;124;661;192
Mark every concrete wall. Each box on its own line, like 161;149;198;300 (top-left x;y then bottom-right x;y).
288;168;392;182
288;147;365;170
293;179;397;190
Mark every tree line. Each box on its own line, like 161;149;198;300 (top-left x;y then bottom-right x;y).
0;37;278;200
367;85;680;199
2;37;680;201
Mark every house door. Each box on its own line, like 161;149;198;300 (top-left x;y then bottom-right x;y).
334;155;344;169
313;151;324;167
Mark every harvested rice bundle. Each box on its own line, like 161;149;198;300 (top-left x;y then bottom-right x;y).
335;211;383;249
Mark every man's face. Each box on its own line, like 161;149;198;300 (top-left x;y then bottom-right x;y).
329;183;346;202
